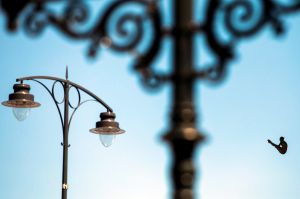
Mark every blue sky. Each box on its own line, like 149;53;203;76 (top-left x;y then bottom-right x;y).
0;1;300;199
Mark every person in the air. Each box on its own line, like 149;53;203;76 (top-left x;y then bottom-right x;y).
268;137;288;154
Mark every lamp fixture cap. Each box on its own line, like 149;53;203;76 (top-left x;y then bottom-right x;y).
2;83;41;108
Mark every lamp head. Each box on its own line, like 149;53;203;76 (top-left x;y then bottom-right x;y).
2;83;40;108
90;112;125;135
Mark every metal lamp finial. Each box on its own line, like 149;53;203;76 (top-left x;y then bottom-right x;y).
66;65;69;80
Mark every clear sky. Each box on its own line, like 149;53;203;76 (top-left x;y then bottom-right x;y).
0;1;300;199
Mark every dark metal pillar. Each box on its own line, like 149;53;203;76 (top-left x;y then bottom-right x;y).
163;0;204;198
62;81;70;199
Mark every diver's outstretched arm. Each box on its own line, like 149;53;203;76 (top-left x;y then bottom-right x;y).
268;139;277;147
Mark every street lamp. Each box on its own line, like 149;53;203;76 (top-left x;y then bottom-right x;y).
2;68;125;199
2;83;41;121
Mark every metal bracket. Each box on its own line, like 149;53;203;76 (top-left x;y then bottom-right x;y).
61;142;71;147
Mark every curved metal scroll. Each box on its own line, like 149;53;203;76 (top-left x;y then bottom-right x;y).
17;75;113;112
30;79;64;132
192;0;300;83
6;0;300;88
68;99;97;129
68;86;81;110
22;0;164;90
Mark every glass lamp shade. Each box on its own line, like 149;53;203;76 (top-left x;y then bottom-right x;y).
90;112;125;147
99;134;116;147
13;107;31;121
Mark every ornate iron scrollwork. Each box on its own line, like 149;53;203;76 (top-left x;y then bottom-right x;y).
2;0;300;89
195;0;300;82
20;0;164;89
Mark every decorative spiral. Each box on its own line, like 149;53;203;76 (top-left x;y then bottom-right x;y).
111;13;144;51
224;0;266;37
64;2;89;26
200;0;234;83
89;0;163;89
24;5;48;36
90;0;153;52
22;0;163;89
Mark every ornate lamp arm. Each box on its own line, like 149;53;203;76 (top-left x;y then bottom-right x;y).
14;75;115;136
16;75;113;112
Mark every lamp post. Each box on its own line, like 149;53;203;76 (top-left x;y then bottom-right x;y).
1;0;300;198
2;69;125;199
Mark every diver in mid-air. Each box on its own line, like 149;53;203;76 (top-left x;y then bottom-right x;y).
268;137;288;154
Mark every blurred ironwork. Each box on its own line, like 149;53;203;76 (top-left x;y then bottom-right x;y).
1;0;300;198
